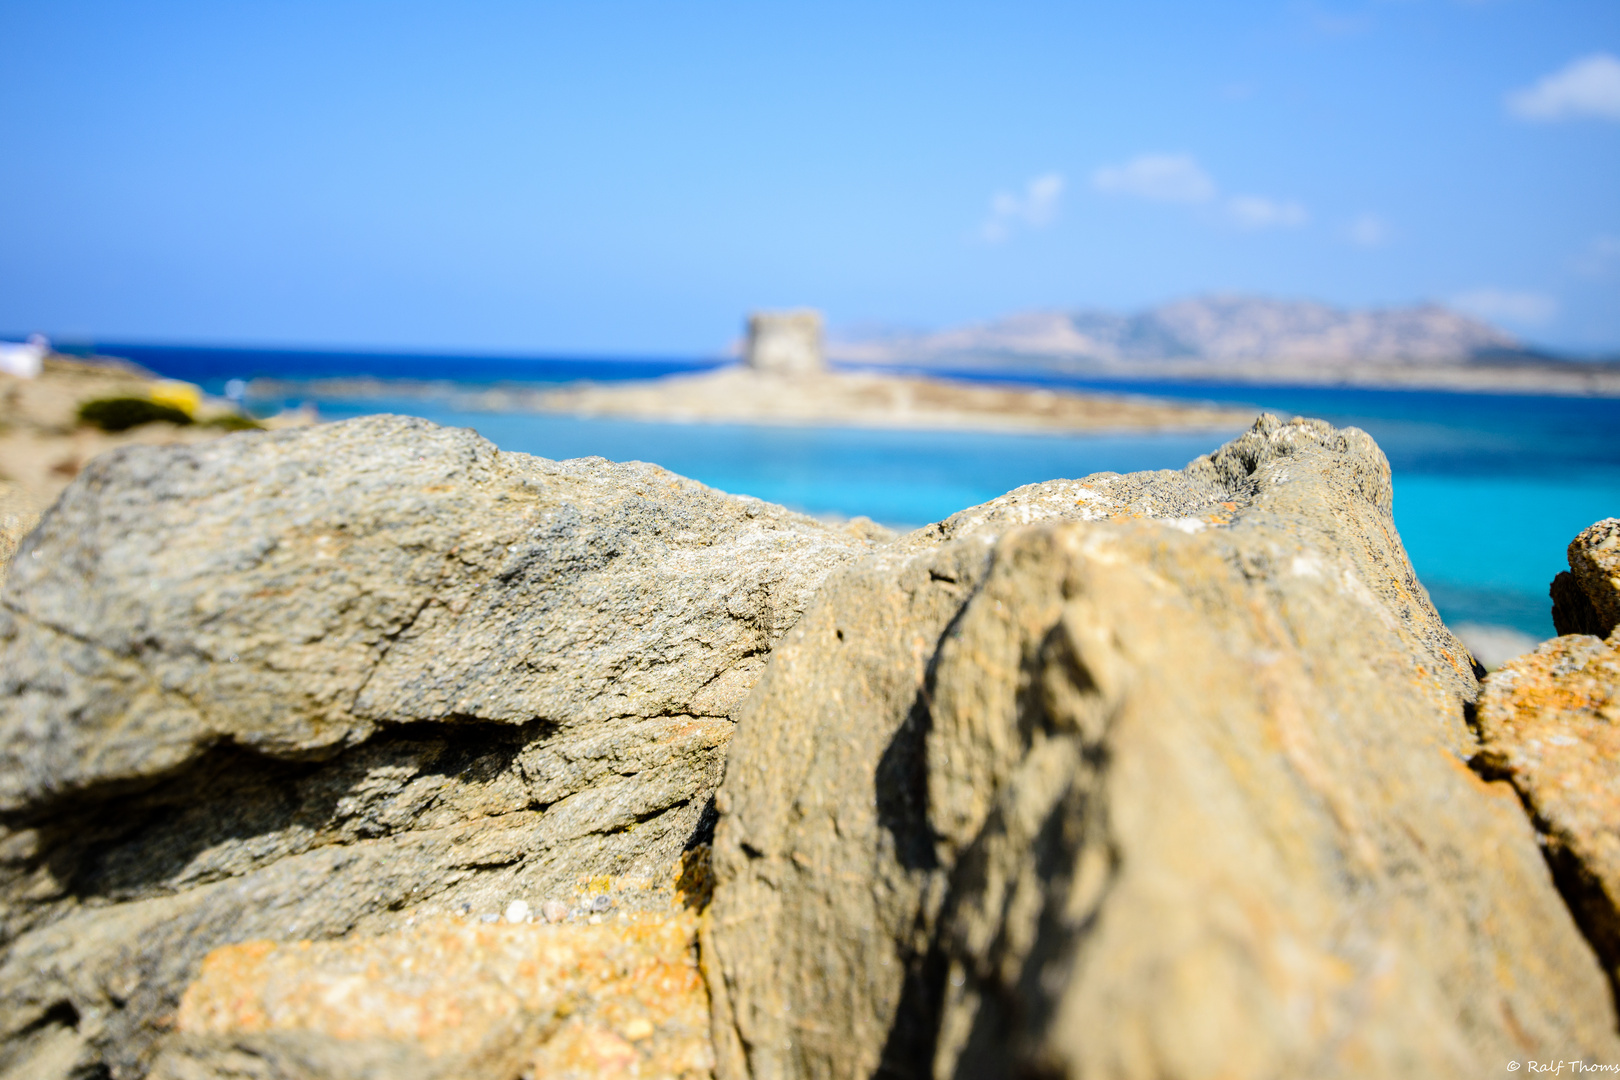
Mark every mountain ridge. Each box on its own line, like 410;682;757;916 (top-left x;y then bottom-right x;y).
827;294;1539;368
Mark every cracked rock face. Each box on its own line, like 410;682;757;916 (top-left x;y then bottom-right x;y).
703;416;1617;1079
0;414;882;1079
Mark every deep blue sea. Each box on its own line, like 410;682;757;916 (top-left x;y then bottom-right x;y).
101;344;1620;639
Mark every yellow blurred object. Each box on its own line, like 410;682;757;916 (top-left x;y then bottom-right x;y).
149;380;202;416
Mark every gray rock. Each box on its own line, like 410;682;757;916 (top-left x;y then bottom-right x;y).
703;415;1616;1079
0;414;877;810
0;414;881;1078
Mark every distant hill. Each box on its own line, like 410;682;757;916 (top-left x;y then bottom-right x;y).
827;295;1538;371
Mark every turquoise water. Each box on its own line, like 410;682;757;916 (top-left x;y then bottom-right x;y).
312;403;1237;526
92;344;1620;639
1386;473;1620;633
297;393;1620;640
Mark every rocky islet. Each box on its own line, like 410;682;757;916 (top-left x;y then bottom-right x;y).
0;414;1615;1077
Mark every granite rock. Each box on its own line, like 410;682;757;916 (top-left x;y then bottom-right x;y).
0;414;881;1078
0;414;880;810
703;416;1616;1079
1553;518;1620;638
0;483;40;587
8;411;1613;1080
150;912;711;1080
1478;579;1620;997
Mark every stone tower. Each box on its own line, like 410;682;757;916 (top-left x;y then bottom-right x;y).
744;310;825;375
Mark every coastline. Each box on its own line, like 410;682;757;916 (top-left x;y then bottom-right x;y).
0;357;310;537
245;366;1255;435
831;355;1620;397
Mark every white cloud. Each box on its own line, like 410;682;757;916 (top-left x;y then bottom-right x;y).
1451;288;1558;326
980;173;1065;243
1345;212;1391;248
1091;154;1308;232
1092;154;1216;203
1506;53;1620;122
1226;195;1308;229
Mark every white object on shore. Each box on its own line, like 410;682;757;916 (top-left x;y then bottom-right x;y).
745;310;825;375
0;334;48;378
504;899;530;924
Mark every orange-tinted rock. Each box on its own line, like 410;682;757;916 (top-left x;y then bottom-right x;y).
1554;518;1620;638
1477;631;1620;977
156;911;712;1079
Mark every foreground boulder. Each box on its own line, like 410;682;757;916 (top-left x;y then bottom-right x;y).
0;415;883;1078
6;413;1617;1078
704;417;1618;1078
1478;518;1620;998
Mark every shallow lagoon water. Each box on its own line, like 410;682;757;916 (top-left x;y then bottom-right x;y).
300;391;1619;640
350;405;1236;530
106;345;1619;640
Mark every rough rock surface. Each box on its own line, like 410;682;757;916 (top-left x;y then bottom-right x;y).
1478;635;1620;986
0;414;882;1078
1479;525;1620;997
151;911;711;1080
703;416;1616;1079
1552;518;1620;638
0;482;39;586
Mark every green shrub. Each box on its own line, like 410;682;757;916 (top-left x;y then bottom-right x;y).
77;397;194;432
203;414;263;431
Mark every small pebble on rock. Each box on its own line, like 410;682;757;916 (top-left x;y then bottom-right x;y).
541;900;569;923
591;894;614;913
504;899;530;924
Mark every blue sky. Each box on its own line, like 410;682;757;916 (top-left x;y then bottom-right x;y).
2;0;1617;355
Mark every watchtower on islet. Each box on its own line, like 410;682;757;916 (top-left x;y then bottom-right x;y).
744;310;825;375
